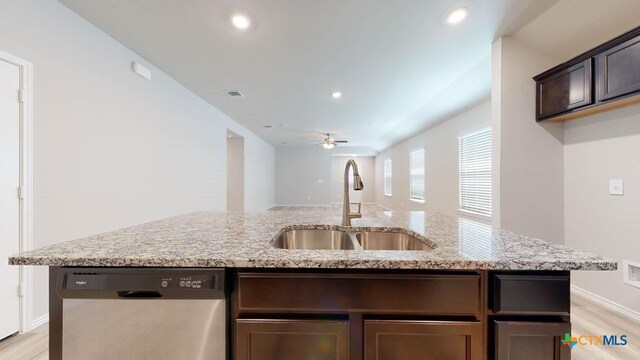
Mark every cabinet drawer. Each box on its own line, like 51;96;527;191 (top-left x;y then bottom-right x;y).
536;59;593;120
235;319;349;360
364;320;483;360
491;274;570;315
597;35;640;101
237;272;481;316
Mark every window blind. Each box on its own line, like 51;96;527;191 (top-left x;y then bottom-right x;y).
383;159;392;196
409;149;425;201
459;129;492;216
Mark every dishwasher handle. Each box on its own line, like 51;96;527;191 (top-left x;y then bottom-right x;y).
117;291;163;298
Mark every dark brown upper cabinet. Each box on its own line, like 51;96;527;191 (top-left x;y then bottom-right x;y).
536;59;593;119
597;35;640;101
534;26;640;121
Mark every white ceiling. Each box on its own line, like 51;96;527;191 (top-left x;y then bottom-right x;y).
60;0;556;151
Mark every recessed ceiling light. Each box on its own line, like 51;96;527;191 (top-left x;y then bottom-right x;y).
332;91;342;99
279;123;288;127
231;14;251;30
446;7;468;24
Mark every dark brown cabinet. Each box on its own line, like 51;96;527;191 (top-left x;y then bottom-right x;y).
491;274;570;315
232;270;571;360
364;320;483;360
597;35;640;101
535;25;640;121
494;321;571;360
536;59;593;120
236;272;481;316
235;319;350;360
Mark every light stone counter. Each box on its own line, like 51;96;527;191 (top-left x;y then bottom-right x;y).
9;207;617;270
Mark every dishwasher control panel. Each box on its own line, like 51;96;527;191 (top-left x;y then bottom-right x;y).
65;273;218;290
57;268;226;299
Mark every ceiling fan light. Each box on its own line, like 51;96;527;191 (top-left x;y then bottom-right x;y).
323;142;335;149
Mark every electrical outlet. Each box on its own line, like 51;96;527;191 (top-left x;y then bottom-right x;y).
609;179;624;195
623;260;640;289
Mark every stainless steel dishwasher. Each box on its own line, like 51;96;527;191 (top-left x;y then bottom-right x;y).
55;268;227;360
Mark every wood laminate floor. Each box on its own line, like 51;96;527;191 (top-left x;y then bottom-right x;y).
0;324;48;360
0;292;637;359
571;294;640;360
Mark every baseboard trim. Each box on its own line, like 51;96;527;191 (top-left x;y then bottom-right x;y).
571;285;640;323
30;313;49;330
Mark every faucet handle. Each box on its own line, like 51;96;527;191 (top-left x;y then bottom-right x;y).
349;202;362;217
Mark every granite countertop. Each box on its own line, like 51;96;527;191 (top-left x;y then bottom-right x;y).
9;207;617;271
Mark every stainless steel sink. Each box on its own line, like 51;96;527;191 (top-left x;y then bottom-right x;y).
355;231;435;250
271;229;355;250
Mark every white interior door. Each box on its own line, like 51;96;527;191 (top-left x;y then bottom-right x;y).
0;59;21;339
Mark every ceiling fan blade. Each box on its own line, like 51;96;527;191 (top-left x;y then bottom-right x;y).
334;140;348;143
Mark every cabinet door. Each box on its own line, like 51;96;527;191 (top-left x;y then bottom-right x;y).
235;319;349;360
536;59;593;120
495;321;570;360
597;35;640;101
364;320;483;360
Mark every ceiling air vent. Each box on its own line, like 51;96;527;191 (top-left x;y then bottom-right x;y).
225;90;244;98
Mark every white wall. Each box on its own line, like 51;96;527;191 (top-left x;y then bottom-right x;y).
0;0;274;320
564;102;640;314
330;156;376;204
275;146;376;205
507;0;640;315
375;101;491;215
491;37;564;243
227;134;245;211
275;147;332;205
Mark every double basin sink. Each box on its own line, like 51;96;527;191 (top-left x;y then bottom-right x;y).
271;229;436;251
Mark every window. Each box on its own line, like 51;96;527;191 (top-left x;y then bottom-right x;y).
459;129;492;216
383;159;392;196
409;149;425;201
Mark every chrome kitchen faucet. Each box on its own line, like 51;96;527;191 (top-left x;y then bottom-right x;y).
342;159;364;226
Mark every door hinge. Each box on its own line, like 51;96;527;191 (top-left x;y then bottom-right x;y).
18;185;24;199
18;89;24;103
18;284;24;297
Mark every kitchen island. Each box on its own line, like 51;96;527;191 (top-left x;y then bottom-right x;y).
10;207;617;360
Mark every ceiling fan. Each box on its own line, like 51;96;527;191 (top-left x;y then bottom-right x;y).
317;133;348;149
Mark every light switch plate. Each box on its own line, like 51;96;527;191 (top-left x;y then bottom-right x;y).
609;179;624;195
